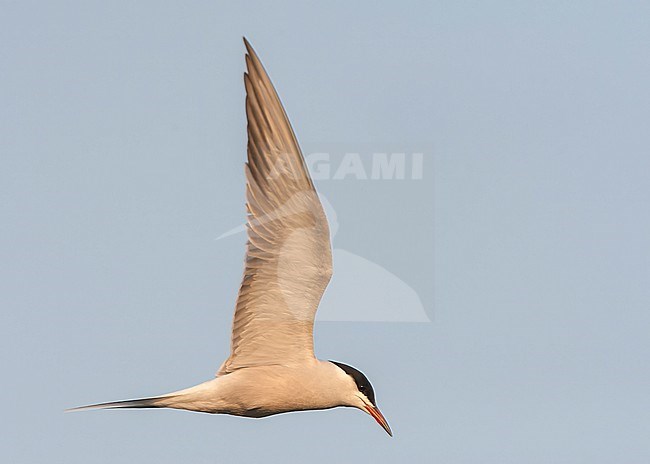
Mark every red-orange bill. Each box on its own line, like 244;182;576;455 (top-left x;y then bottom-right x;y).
365;405;393;437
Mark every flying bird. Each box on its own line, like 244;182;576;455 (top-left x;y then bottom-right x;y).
68;38;392;437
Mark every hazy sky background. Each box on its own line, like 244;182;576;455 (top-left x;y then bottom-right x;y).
2;1;650;462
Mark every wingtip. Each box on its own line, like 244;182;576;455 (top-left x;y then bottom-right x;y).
243;36;253;54
64;405;96;413
64;402;115;413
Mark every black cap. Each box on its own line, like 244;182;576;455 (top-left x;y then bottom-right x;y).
330;361;377;406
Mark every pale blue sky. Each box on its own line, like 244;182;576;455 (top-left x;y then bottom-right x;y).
2;1;650;462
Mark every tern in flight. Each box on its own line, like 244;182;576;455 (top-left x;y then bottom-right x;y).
68;38;392;436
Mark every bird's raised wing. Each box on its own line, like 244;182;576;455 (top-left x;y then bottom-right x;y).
217;39;332;376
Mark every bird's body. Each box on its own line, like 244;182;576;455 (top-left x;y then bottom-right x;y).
101;361;355;418
68;38;392;436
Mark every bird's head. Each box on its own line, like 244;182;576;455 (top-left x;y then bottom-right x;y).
330;360;392;436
